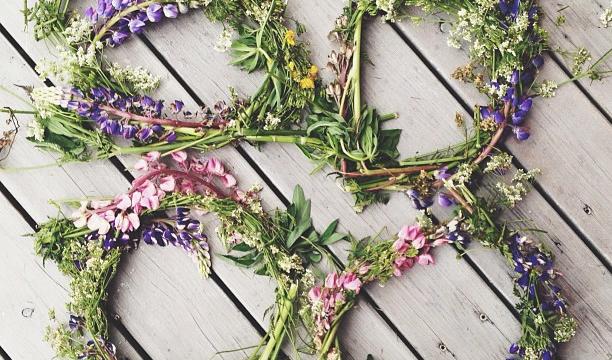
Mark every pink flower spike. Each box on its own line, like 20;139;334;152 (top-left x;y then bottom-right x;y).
308;286;322;301
206;157;225;176
87;213;111;234
393;238;409;253
159;175;176;192
170;151;188;164
325;272;339;288
115;194;131;210
417;253;435;265
342;273;362;293
221;174;237;188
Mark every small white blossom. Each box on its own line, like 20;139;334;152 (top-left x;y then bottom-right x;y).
214;29;234;53
537;80;558;98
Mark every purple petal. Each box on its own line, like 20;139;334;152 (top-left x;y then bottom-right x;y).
163;4;178;18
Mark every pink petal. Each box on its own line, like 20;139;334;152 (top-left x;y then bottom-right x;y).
325;272;339;288
134;159;148;171
127;212;140;230
221;174;237;188
433;238;450;247
417;254;434;265
159;175;176;192
170;151;188;163
87;213;110;234
397;225;410;240
393;238;408;253
206;157;225;176
144;151;161;162
115;194;131;210
308;286;322;301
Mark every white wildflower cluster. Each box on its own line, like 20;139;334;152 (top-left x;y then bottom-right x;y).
601;3;612;28
277;253;304;274
375;0;401;21
63;16;92;46
26;119;46;141
496;168;540;207
452;163;475;186
537;80;558;98
214;28;234;52
30;86;66;111
264;112;281;130
108;63;161;93
522;347;540;360
483;152;513;173
572;47;592;75
554;315;577;342
245;1;273;24
36;43;102;83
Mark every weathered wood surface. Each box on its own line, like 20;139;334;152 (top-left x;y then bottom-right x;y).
0;0;611;359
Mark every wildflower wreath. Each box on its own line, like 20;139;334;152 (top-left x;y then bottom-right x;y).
3;0;610;359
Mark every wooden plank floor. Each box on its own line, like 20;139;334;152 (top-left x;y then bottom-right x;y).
0;1;611;359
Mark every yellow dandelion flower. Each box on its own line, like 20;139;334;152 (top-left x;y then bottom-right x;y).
308;64;319;78
299;77;315;89
284;30;296;46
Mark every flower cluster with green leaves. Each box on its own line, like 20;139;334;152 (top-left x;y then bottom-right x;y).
4;0;609;359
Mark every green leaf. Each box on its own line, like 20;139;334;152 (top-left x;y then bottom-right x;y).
308;251;322;263
286;185;313;248
321;232;346;245
319;219;339;243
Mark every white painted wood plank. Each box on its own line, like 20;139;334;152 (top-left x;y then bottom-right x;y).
540;0;612;117
0;33;264;359
0;3;420;357
138;3;526;359
394;10;612;262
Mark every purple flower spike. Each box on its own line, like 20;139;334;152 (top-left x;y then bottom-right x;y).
514;127;530;141
146;3;163;22
166;132;177;143
511;111;527;125
85;7;99;23
438;193;454;207
510;70;519;85
128;18;146;34
532;55;544;69
519;97;532;112
163;4;179;18
171;100;184;114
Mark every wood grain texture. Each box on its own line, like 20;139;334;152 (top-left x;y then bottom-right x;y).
540;0;612;117
394;9;612;263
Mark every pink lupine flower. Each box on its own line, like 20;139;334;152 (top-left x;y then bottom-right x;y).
398;225;426;249
341;272;362;293
206;157;225;176
135;151;161;171
115;194;131;210
87;213;111;234
159;175;176;191
393;256;415;277
433;238;450;247
325;272;340;288
90;200;112;209
114;212;140;233
221;174;237;188
102;209;116;222
170;150;187;164
309;286;322;301
393;238;409;253
417;253;434;265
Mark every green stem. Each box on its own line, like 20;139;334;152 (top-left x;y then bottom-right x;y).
351;10;364;131
258;283;298;360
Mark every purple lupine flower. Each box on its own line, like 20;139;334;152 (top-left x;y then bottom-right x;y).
508;343;519;354
128;18;146;33
85;7;99;23
111;0;129;10
163;4;179;18
123;125;138;139
111;30;129;45
510;70;519;85
542;350;552;360
137;127;153;141
171;100;184;114
438;193;454;207
406;189;433;210
532;55;544;69
146;3;164;22
165;131;177;143
513;126;530;141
